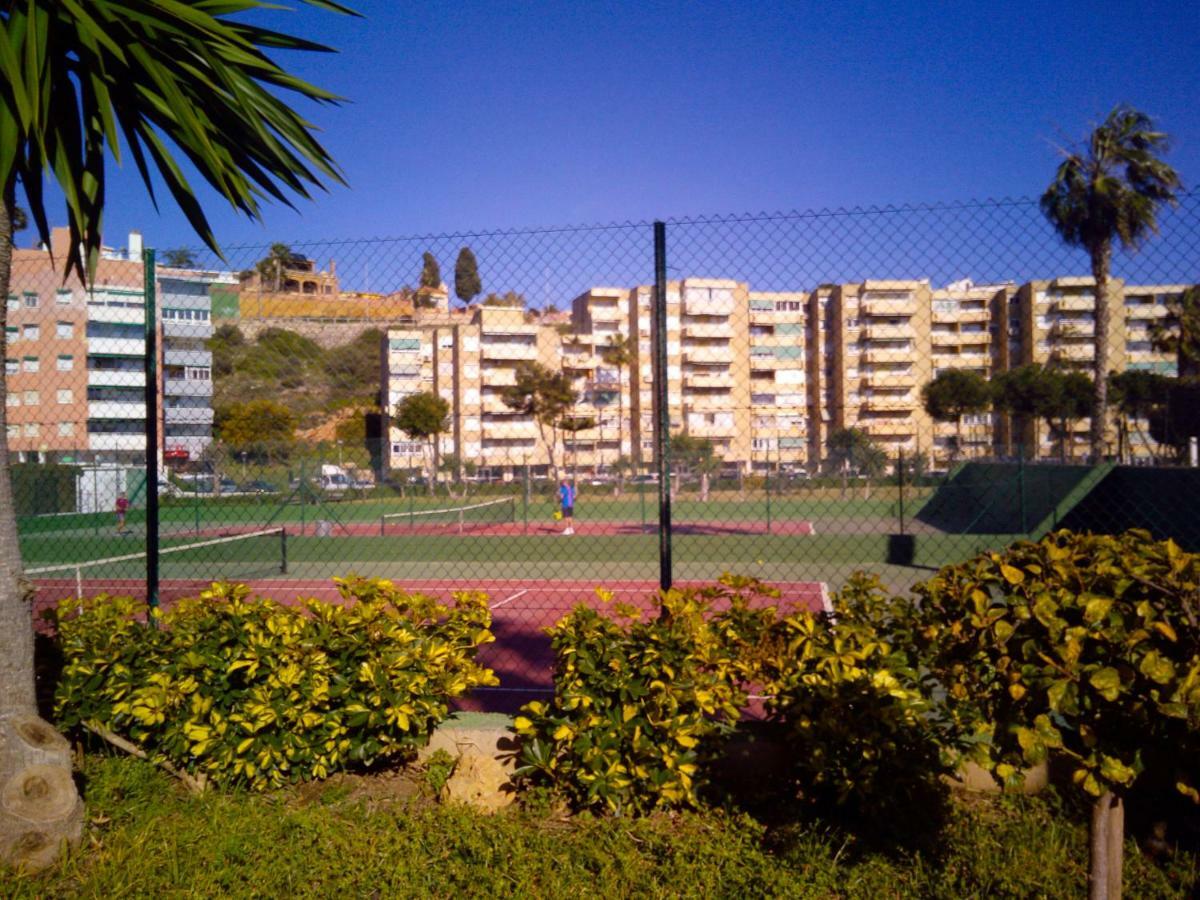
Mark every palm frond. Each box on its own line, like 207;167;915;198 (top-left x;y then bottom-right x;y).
0;0;357;281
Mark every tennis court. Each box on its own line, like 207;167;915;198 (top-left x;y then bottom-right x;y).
30;562;828;711
23;489;1013;712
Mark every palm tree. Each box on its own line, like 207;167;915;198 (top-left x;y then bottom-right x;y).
1151;284;1200;380
257;243;299;293
599;333;633;471
0;0;354;869
1041;106;1181;461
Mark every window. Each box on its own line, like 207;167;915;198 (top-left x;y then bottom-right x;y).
56;321;74;339
5;394;17;408
57;389;73;404
22;324;39;340
4;358;17;375
22;356;38;373
5;326;17;341
57;355;73;371
23;390;38;405
6;296;17;312
23;292;38;309
23;423;38;437
56;289;72;305
58;422;74;436
6;425;17;439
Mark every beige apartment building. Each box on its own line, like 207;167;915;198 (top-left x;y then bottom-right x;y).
383;304;558;478
379;274;1194;481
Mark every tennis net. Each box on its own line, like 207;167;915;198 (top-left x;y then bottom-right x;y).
26;527;288;597
380;497;517;535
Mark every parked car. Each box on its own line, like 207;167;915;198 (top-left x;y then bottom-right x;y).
240;480;279;494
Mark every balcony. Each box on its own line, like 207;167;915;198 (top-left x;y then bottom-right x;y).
862;347;913;364
481;367;519;385
683;346;733;364
863;418;915;437
89;401;147;419
560;353;597;371
686;393;734;411
162;319;213;340
861;296;917;316
1054;294;1095;312
87;337;144;357
164;347;211;367
90;370;146;388
863;370;916;388
88;433;145;451
87;304;144;325
1051;344;1094;362
861;323;913;341
480;418;539;439
589;305;623;322
684;372;733;389
481;396;516;414
164;377;210;397
748;354;778;369
862;395;915;412
682;294;736;316
686;422;736;438
684;322;733;339
164;406;215;425
479;342;538;361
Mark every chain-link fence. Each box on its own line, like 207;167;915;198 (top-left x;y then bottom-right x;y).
9;194;1200;707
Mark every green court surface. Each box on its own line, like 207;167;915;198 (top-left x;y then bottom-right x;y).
21;523;1016;598
17;487;936;539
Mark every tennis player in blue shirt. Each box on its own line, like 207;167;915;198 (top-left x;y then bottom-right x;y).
558;479;575;535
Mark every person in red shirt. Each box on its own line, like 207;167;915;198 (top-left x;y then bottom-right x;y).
115;492;130;534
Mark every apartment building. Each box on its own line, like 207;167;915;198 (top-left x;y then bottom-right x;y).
825;280;935;463
747;290;808;472
377;272;1195;480
927;280;1008;465
383;304;559;477
4;227;226;465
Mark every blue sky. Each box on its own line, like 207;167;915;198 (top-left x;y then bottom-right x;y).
43;0;1200;253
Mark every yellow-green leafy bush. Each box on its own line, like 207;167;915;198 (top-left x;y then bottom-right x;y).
910;529;1200;800
513;581;773;814
733;574;955;821
50;577;497;790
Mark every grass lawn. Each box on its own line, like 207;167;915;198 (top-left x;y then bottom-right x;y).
7;754;1196;898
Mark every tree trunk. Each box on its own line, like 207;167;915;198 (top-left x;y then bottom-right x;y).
0;199;84;870
1091;244;1113;462
1088;791;1125;899
1107;794;1124;900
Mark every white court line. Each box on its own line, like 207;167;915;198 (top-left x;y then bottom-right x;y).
819;581;834;617
489;589;528;610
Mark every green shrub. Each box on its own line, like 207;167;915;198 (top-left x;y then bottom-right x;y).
733;573;955;825
910;529;1200;800
49;577;498;790
513;583;765;814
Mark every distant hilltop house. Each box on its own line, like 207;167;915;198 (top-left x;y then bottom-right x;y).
235;255;416;320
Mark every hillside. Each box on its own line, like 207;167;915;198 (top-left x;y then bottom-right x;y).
209;324;383;433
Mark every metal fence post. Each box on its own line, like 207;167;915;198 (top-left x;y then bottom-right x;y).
142;248;160;618
653;221;672;592
898;448;906;535
1018;442;1028;535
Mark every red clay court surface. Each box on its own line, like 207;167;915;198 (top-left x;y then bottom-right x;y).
32;576;828;713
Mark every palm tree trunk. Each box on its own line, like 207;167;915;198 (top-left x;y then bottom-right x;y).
1091;244;1113;461
0;199;34;719
0;198;85;871
1089;790;1124;899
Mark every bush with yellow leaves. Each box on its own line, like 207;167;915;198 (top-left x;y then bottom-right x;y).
512;582;771;815
49;577;497;790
